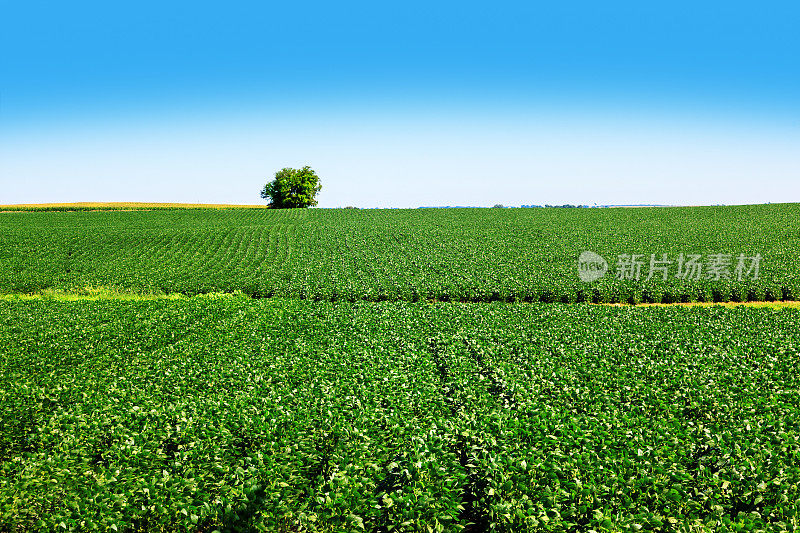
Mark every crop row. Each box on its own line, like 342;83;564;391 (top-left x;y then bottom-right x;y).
1;299;799;531
0;204;798;302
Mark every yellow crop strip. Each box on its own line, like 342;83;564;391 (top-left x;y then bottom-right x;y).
0;202;267;210
2;288;798;307
600;300;800;308
0;288;247;301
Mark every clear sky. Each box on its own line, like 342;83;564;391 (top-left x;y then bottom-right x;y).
2;0;798;207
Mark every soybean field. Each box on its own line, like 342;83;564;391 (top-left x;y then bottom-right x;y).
1;204;798;303
1;205;799;532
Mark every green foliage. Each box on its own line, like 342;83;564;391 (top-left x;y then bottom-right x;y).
0;203;798;303
260;166;322;208
1;300;799;531
2;201;798;531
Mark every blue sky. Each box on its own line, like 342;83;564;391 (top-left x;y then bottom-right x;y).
2;0;798;207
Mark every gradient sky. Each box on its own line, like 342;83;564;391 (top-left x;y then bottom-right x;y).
2;0;798;207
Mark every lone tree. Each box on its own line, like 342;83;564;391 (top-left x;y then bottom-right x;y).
260;166;322;208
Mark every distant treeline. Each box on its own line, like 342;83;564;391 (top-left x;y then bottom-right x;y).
419;204;673;209
417;205;592;209
520;204;589;208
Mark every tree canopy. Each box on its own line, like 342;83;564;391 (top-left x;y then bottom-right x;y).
260;166;322;208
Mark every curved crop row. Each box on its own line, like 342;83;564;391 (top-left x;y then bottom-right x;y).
0;204;798;302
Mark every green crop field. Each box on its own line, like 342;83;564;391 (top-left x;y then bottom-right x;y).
1;203;798;303
1;206;799;532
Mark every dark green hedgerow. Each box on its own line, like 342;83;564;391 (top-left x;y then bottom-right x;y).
1;300;799;531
